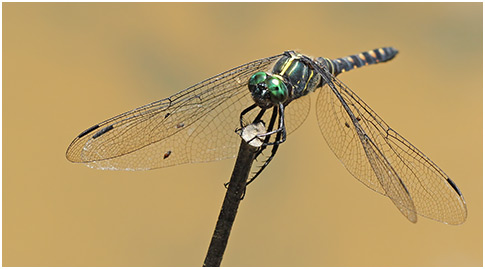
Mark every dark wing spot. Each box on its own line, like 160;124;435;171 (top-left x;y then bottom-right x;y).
176;123;185;128
344;122;350;128
92;125;114;139
446;178;463;196
78;124;100;138
163;150;172;159
164;113;170;118
399;178;411;195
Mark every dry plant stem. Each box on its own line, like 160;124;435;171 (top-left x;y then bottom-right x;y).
203;139;258;267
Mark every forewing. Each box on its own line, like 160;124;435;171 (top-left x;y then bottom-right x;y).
66;54;283;170
314;65;467;224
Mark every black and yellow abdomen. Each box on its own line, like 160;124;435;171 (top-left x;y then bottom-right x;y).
317;47;398;76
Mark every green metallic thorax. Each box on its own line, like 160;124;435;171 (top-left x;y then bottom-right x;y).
271;52;321;103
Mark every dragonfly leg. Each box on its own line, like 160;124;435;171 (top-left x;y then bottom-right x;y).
254;106;278;160
235;104;266;142
246;104;284;185
227;105;270;190
252;107;267;124
245;103;286;146
258;103;286;146
247;131;281;185
238;103;259;128
230;103;285;189
226;107;279;191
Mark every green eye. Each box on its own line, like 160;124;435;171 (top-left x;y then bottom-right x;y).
267;77;288;103
248;72;288;105
248;72;267;88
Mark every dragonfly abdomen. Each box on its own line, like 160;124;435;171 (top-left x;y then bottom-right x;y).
317;47;398;76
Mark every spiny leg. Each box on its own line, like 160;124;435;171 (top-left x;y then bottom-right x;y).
254;106;278;161
246;103;286;185
235;103;287;189
246;131;281;185
245;102;287;146
236;103;266;143
252;107;267;125
239;103;259;128
258;103;286;146
239;131;281;199
227;104;268;190
240;131;280;199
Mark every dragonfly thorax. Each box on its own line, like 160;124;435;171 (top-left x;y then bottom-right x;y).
273;53;322;98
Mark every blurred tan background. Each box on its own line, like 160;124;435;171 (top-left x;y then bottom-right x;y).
3;2;482;266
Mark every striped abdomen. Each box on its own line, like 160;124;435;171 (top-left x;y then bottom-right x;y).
317;47;398;76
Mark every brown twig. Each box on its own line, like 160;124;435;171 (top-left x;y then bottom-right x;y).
203;139;258;267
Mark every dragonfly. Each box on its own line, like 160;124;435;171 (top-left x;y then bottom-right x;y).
66;47;467;225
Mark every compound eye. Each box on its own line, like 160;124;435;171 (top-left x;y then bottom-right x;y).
267;76;288;103
248;72;268;93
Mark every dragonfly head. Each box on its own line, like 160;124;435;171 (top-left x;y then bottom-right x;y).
248;71;288;108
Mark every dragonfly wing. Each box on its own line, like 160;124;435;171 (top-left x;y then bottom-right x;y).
313;64;467;224
66;54;283;170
